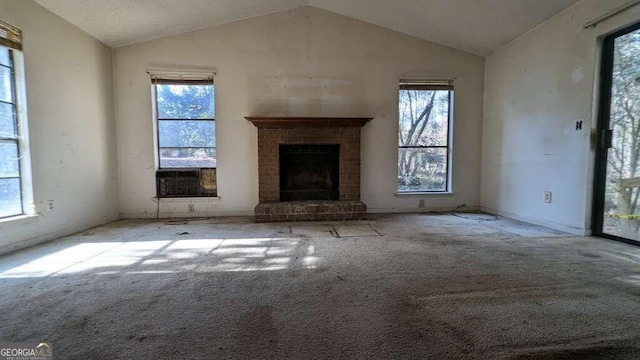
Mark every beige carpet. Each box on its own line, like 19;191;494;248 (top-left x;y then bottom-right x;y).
1;214;640;359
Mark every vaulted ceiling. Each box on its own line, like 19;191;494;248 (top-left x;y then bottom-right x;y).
33;0;580;55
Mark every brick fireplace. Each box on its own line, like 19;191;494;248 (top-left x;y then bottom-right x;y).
246;117;372;222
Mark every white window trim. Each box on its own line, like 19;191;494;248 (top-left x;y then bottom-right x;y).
148;70;219;199
13;50;34;216
397;79;455;194
1;49;35;220
395;192;455;198
148;70;216;170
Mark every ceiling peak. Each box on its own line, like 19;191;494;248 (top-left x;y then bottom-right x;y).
34;0;580;54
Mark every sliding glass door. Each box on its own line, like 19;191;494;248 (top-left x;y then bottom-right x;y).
594;22;640;243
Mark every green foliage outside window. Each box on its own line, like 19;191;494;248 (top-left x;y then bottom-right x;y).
156;84;216;168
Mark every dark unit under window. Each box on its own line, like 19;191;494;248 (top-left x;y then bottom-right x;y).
156;168;217;198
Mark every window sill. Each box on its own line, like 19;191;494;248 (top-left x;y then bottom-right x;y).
153;197;221;203
396;192;454;198
0;214;40;225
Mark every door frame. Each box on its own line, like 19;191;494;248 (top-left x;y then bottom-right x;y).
592;20;640;246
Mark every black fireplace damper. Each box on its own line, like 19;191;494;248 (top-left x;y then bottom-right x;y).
279;144;339;201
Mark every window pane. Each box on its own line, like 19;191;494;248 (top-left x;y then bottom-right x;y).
0;66;13;103
158;120;215;147
399;90;449;147
398;148;447;192
156;84;214;119
0;141;19;177
0;102;16;138
0;178;21;218
159;148;216;168
0;48;10;67
0;102;15;138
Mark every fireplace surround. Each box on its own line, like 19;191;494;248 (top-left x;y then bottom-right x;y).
246;117;372;222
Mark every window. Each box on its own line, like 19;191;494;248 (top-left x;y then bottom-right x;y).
154;79;215;168
151;73;217;198
398;79;453;193
0;20;29;219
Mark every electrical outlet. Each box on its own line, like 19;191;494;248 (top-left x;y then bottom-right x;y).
188;204;195;213
575;120;583;131
418;199;425;208
544;191;552;203
47;200;54;211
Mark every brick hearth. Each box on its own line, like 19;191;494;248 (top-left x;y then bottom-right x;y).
246;117;372;222
255;201;367;223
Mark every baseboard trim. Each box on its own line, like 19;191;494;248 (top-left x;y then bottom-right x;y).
480;206;588;236
119;210;255;219
0;214;120;256
367;205;481;214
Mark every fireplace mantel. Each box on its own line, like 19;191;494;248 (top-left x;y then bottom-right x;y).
245;116;373;128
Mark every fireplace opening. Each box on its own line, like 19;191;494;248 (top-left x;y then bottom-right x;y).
279;144;339;201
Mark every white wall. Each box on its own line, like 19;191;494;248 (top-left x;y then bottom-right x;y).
0;0;118;254
482;0;640;234
114;6;485;218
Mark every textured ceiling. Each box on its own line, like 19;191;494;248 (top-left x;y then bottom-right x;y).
33;0;580;55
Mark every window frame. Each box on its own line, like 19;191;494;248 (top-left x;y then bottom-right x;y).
0;49;23;218
591;20;640;245
0;42;32;219
397;80;454;194
151;78;216;170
